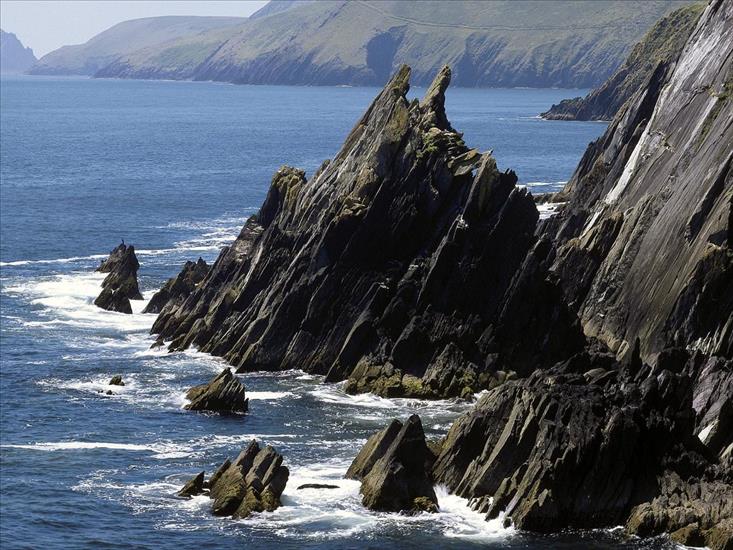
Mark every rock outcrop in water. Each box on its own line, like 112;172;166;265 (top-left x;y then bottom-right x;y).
154;0;732;542
347;415;438;513
541;3;704;121
94;243;142;314
184;368;248;413
151;64;581;392
431;0;733;544
177;441;289;518
143;258;208;314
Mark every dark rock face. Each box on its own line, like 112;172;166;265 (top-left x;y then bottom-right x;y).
184;368;248;413
153;0;731;542
548;0;733;365
178;471;205;498
347;415;437;513
433;350;733;534
94;243;142;314
178;441;289;518
542;3;703;121
151;64;581;393
143;258;208;314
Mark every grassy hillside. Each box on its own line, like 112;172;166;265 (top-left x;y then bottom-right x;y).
29;16;245;76
542;2;705;120
32;1;693;88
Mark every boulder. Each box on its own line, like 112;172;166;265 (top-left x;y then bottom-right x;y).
94;243;142;314
108;375;124;386
143;258;208;314
184;368;248;413
347;415;438;513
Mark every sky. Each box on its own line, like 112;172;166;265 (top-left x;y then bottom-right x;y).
0;1;268;57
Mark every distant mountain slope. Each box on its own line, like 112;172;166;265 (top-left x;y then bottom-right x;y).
542;2;704;120
249;0;314;20
0;30;37;74
28;16;245;76
34;1;692;88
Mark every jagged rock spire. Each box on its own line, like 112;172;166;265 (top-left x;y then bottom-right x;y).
420;65;452;130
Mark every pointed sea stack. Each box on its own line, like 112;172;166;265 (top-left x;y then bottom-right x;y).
150;64;577;392
347;415;438;513
94;243;142;314
177;441;289;518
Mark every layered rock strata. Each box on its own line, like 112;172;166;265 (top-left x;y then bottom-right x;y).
177;441;289;519
347;414;438;513
94;243;142;314
151;65;581;392
184;368;248;413
143;258;208;314
430;0;733;544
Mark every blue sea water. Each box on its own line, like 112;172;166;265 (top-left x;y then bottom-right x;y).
1;75;671;549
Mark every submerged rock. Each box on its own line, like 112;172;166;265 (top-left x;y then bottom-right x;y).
184;368;248;413
142;258;208;314
296;483;340;490
347;415;438;513
177;441;289;518
94;243;142;314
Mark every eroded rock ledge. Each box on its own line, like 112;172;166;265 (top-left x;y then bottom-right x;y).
94;243;142;314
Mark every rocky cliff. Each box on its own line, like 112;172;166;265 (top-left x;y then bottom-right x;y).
431;0;732;543
541;3;704;121
151;65;583;396
0;30;36;74
34;2;689;89
146;0;732;543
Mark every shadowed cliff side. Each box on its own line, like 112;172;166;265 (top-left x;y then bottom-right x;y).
432;0;732;544
151;65;583;397
548;0;732;364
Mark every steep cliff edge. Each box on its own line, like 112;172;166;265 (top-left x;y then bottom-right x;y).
549;0;732;363
432;0;732;543
0;30;37;74
151;65;582;395
541;3;704;121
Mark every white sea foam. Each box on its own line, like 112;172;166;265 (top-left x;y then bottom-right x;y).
537;201;567;220
5;272;155;332
0;253;109;267
435;486;514;540
247;391;297;400
2;441;151;452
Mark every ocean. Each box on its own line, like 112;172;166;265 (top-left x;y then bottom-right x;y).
1;75;669;549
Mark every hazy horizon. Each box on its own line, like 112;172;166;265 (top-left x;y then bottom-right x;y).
0;0;268;57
